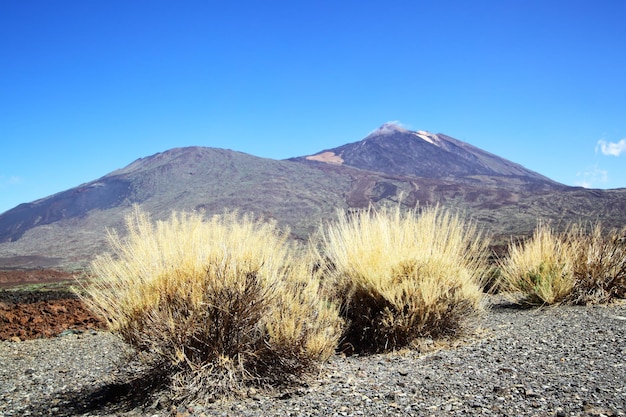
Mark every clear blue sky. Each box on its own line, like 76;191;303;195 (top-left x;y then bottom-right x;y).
2;1;625;214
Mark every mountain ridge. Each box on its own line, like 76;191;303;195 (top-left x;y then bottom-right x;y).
1;126;625;269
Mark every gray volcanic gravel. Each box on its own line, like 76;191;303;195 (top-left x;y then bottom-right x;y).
1;298;625;416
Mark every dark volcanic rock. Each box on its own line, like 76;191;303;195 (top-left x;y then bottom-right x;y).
1;298;625;416
0;290;104;340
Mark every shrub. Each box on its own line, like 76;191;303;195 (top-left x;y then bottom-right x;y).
83;207;342;402
497;224;576;305
498;222;626;305
315;205;488;354
567;223;626;304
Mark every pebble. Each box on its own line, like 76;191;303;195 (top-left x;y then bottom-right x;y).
0;298;625;416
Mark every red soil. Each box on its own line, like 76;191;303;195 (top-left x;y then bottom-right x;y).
0;270;105;341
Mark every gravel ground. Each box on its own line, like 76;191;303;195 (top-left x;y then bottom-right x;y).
1;298;625;417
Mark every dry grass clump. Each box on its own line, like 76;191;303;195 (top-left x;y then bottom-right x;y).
567;224;626;304
83;207;342;401
498;223;626;305
315;205;488;354
498;225;576;305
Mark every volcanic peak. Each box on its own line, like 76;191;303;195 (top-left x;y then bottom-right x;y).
366;122;442;147
366;122;409;136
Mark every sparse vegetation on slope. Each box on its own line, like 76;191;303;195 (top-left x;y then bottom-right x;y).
315;205;488;354
83;207;342;402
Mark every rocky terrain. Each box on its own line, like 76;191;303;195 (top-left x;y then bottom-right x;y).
0;295;624;416
0;270;625;416
0;289;104;342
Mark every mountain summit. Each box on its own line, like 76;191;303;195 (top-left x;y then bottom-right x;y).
294;123;554;183
367;122;411;136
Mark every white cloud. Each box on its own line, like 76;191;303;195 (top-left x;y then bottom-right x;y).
0;175;22;188
368;121;411;136
384;120;405;128
575;165;608;188
596;138;626;156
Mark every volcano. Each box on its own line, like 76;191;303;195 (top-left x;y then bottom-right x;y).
292;122;555;184
1;124;625;269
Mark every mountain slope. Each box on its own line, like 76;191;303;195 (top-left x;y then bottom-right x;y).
0;147;356;267
1;130;625;269
291;123;555;184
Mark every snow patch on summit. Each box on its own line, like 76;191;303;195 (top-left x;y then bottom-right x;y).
366;123;443;147
414;130;441;146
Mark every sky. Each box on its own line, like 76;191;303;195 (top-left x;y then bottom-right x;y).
1;1;625;214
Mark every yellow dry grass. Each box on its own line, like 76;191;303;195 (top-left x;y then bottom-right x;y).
315;205;488;353
568;223;626;304
498;224;576;305
498;222;626;305
82;206;342;400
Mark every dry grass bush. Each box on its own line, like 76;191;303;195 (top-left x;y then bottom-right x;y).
83;207;342;402
498;223;626;305
315;205;488;354
567;224;626;304
498;225;576;305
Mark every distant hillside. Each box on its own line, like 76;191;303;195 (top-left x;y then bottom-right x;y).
1;127;625;269
0;147;356;268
